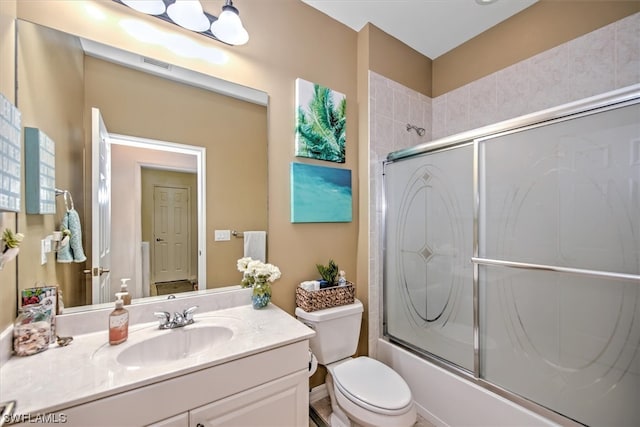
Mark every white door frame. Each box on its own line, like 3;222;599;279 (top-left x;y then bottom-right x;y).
91;108;112;304
109;133;206;291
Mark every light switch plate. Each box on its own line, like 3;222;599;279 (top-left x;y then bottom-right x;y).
214;230;231;241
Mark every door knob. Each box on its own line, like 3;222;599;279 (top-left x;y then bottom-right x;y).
156;238;164;242
82;267;110;276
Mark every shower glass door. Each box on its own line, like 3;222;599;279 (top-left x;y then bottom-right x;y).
384;145;474;371
477;102;640;426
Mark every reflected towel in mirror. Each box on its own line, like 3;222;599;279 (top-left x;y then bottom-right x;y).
244;231;266;262
57;208;86;263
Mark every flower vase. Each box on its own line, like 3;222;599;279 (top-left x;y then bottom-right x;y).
0;247;19;271
251;281;271;309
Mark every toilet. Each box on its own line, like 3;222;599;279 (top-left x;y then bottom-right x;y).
296;299;416;427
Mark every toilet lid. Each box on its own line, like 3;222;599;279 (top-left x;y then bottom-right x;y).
332;357;412;412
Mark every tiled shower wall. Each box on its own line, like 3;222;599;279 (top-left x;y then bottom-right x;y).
368;11;640;355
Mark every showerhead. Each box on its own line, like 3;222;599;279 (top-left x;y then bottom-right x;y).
406;123;426;137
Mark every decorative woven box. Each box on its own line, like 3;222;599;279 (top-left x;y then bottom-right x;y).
295;283;355;312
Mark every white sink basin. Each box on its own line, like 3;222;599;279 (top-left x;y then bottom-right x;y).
116;325;233;368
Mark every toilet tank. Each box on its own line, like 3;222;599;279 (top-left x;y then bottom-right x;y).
295;299;363;365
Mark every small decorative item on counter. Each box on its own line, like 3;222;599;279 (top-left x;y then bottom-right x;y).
13;303;51;356
316;259;339;288
237;257;282;309
21;285;59;343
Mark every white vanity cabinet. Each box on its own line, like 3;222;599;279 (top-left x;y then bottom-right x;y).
147;370;308;427
148;413;189;427
188;370;308;427
17;341;309;427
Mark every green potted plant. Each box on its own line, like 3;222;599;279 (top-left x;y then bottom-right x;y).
1;228;24;270
316;259;339;288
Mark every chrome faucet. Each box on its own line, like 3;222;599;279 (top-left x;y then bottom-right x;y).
153;306;199;329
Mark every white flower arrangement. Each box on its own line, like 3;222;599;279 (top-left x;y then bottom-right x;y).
237;257;281;288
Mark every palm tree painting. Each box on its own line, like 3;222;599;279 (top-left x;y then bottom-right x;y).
295;78;346;163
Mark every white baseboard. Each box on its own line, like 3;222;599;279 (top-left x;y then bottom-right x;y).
310;383;328;403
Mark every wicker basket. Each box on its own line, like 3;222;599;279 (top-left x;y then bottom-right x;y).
295;283;355;312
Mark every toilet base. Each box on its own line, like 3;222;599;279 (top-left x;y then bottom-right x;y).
326;370;353;427
330;412;353;427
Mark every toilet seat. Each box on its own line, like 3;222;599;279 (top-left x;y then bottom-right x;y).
331;357;413;415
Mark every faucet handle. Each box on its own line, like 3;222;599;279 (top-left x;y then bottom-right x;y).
153;311;171;328
183;306;198;322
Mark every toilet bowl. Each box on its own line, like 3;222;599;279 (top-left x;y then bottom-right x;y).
326;357;416;427
296;300;416;427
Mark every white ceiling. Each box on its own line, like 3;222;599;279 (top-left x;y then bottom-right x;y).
300;0;538;59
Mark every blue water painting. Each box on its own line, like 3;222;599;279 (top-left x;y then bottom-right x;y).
291;162;352;223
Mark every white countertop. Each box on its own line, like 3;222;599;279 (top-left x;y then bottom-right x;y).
0;303;314;416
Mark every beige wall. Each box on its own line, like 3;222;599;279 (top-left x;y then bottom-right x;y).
364;23;432;97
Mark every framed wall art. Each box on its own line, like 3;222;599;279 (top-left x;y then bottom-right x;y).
0;92;22;212
290;162;352;223
295;78;346;163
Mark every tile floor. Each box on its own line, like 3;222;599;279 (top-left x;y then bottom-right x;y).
309;396;435;427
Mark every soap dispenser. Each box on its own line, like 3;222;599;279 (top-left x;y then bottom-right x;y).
109;295;129;345
119;278;132;305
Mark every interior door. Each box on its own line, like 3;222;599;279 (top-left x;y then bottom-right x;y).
91;107;111;304
153;185;189;283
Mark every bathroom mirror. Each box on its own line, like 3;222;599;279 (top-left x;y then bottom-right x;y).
14;19;268;311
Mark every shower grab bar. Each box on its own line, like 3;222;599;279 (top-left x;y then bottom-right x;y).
471;257;640;282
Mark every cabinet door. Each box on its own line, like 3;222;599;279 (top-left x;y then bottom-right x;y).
191;370;308;427
147;412;189;427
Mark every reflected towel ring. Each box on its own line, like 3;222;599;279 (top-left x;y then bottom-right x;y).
63;191;74;212
56;189;74;212
55;188;74;211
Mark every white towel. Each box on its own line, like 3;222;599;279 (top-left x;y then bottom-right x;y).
244;231;267;262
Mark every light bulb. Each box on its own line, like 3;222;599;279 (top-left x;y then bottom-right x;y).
210;6;249;45
167;0;210;32
121;0;166;15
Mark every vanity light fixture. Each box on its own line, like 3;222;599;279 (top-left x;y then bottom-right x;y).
210;0;249;46
121;0;166;15
114;0;249;46
167;0;210;32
